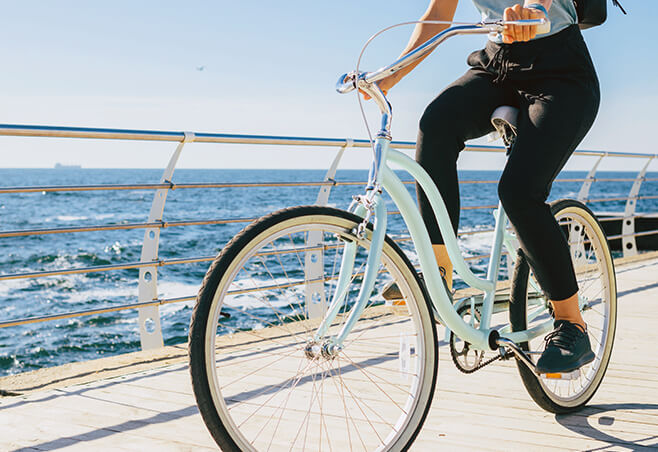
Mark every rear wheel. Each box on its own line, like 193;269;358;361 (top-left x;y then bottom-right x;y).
509;199;617;413
189;206;439;451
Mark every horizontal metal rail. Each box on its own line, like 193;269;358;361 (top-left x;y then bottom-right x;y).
0;257;213;281
4;177;657;195
0;293;208;328
0;244;325;281
0;218;260;239
0;181;335;194
586;195;658;203
0;300;164;328
598;213;657;223
606;229;658;241
0;222;165;238
0;205;518;239
1;124;656;160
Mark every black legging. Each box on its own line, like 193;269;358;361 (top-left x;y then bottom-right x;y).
416;25;600;301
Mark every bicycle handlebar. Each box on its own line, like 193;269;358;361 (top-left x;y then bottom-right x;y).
336;19;549;95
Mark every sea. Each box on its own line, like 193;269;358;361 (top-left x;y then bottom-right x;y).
1;168;656;376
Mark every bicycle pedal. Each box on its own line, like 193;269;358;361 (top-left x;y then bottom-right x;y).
540;369;581;381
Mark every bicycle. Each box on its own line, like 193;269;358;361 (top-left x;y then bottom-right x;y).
188;19;617;451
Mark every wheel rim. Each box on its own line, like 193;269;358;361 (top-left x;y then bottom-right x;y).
202;218;434;451
526;207;616;406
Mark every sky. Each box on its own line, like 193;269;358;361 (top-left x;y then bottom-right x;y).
0;0;656;172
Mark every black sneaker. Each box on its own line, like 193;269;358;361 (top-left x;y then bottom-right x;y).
536;320;595;374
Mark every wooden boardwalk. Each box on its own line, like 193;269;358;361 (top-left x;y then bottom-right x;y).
1;256;657;451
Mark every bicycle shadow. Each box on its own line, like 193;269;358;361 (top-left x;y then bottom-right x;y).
555;403;658;451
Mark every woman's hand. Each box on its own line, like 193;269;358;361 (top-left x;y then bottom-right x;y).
503;3;547;44
361;0;459;100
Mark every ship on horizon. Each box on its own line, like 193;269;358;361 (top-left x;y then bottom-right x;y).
54;163;82;169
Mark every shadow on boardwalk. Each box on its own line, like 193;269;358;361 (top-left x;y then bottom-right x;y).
557;403;658;451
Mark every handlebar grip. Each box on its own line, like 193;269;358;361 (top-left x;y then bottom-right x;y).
505;18;551;35
336;72;365;94
535;19;551;35
336;73;354;94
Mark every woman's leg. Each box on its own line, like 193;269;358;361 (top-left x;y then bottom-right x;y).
498;74;599;372
498;76;599;307
416;68;511;287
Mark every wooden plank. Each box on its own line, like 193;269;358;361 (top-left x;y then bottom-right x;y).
1;391;217;450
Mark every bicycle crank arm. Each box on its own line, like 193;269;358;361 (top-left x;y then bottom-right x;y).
488;330;536;366
492;333;585;380
495;336;538;373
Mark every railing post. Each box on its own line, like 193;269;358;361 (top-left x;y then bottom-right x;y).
577;154;604;202
622;156;654;257
137;131;195;350
314;139;352;206
304;141;353;320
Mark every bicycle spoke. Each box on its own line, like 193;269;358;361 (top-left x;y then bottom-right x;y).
325;363;357;452
338;351;408;415
244;270;308;343
264;357;309;451
216;321;302;350
223;347;302;391
250;354;308;446
236;355;315;427
257;254;308;326
318;363;333;452
334;356;390;444
221;304;302;345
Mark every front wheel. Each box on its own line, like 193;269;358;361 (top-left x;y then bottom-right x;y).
509;199;617;413
189;206;438;451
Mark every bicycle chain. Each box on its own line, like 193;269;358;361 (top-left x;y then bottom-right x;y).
448;302;516;374
450;347;515;374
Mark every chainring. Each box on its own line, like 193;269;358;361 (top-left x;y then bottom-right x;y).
449;303;486;373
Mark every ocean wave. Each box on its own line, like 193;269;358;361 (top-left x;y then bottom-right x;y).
458;226;496;257
53;215;89;222
94;213;116;220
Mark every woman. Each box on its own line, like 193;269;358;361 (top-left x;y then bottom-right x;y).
378;0;600;374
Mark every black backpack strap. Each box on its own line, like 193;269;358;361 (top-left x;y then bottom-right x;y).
613;0;627;15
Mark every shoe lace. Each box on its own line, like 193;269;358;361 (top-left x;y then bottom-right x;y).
544;322;583;351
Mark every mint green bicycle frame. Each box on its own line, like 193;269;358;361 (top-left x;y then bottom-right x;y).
314;20;554;353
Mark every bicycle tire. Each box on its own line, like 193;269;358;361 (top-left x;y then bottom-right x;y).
189;205;438;451
509;199;617;413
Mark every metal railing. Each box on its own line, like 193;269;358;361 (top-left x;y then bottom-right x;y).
1;124;656;350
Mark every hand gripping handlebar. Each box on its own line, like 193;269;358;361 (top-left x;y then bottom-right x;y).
336;19;549;96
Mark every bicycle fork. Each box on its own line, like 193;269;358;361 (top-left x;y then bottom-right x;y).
310;191;387;357
310;132;391;356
